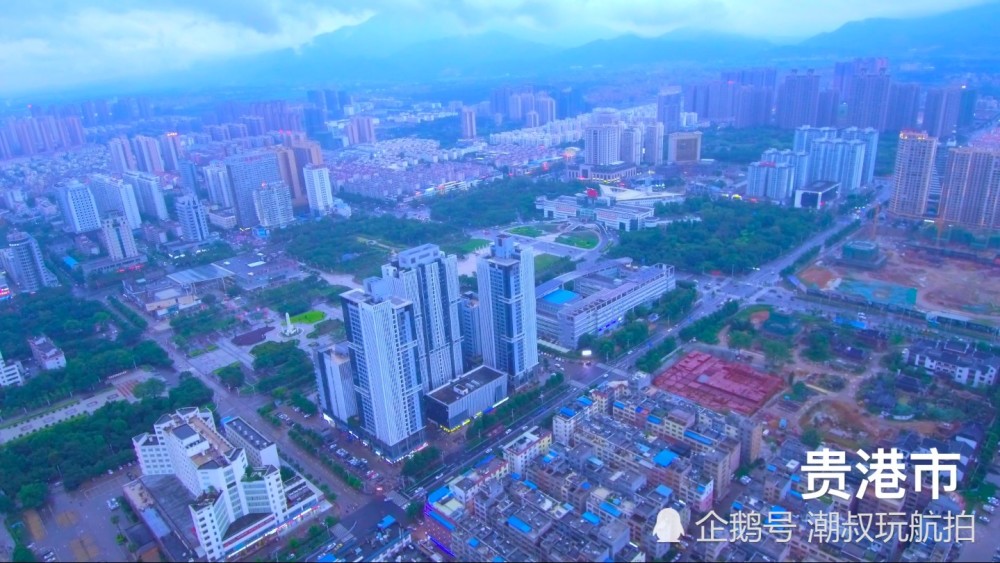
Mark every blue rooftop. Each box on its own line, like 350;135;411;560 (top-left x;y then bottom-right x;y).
613;401;626;409
654;484;674;498
599;501;622;518
508;515;532;534
523;480;538;490
559;407;576;417
476;454;495;467
377;515;396;529
683;430;713;446
63;256;78;267
318;555;336;563
732;500;744;511
654;449;678;467
428;487;450;504
577;396;593;406
543;289;579;305
647;414;663;425
468;538;480;547
766;464;777;472
582;511;601;525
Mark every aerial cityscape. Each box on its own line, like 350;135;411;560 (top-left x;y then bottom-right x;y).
2;1;1000;562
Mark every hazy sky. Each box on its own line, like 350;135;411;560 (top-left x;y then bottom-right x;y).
1;0;992;96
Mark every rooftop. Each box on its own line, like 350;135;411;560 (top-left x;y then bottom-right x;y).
428;365;507;405
653;352;783;416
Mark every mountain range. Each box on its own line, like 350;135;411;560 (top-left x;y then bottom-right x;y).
139;1;1000;92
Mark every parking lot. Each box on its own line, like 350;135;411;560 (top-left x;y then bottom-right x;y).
27;467;137;562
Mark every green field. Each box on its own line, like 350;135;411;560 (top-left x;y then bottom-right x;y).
290;310;326;324
508;226;546;238
556;231;599;249
444;238;490;256
534;254;577;284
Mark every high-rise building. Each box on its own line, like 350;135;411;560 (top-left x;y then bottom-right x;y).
846;71;891;131
941;148;1000;232
303;164;335;215
667;132;702;164
224;152;282;228
886;83;921;132
175;195;210;242
746;161;795;201
733;86;772;128
507;95;523;121
178;160;200;194
57;180;101;233
458;292;483;366
491;86;513;118
346;116;376;145
159;133;183;171
204;161;235;209
108;136;136;174
834;57;889;95
721;67;777;89
270;146;305;208
460;107;477;139
643;122;664;166
90;174;142;229
131;135;165;173
584;123;622;166
315;342;357;425
253;182;294;229
476;235;538;387
123;171;169;221
535;95;556;125
958;87;978;129
341;286;425;459
380;244;464;392
839;127;880;186
620;126;643;165
554;87;585;119
810;138;866;192
0;351;24;387
923;87;963;139
100;211;139;261
775;69;819;129
1;231;59;292
889;131;938;219
132;408;301;562
760;148;811;190
656;87;683;133
306;90;326;116
793;126;837;154
816;89;840;128
323;89;342;119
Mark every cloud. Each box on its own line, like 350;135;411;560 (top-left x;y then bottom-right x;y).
0;0;994;96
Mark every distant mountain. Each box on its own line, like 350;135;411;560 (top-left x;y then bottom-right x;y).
797;1;1000;57
552;30;774;67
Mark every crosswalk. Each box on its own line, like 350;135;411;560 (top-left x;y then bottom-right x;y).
386;490;409;509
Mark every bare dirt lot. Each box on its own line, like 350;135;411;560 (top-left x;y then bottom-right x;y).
800;233;1000;324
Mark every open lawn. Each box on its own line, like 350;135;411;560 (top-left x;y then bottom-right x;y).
290;310;326;324
509;226;545;238
534;254;577;285
556;231;599;249
444;238;490;256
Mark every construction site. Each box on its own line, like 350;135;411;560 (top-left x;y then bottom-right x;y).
797;217;1000;327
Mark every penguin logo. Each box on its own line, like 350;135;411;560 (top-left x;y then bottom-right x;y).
653;507;685;543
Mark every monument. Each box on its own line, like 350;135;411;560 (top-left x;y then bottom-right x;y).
281;312;301;337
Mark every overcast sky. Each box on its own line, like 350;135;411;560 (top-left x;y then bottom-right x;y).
1;0;992;96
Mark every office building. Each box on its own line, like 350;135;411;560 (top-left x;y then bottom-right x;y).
461;107;477;139
132;135;165;173
175;195;210;242
341;287;425;459
746;161;795;201
0;351;24;387
90;174;142;229
642;122;664;166
57;180;101;233
656;87;683;133
666;132;702;164
846;71;891;131
224;152;282;228
253;182;294;229
380;244;464;392
346;116;376;145
923;87;963;139
477;235;538;387
108;136;136;173
123;171;169;222
536;263;675;349
130;408;318;562
425;365;508;431
619;126;643;165
204;161;235;209
458;291;483;366
315;342;357;425
887;83;921;132
889;131;938;219
1;231;59;292
794;180;841;209
775;69;819;129
303;164;335;215
101;211;139;261
584;124;622;166
941;148;1000;232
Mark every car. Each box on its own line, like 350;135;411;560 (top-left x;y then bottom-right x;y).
435;473;445;480
485;448;493;454
979;515;991;524
990;497;999;506
985;505;996;514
